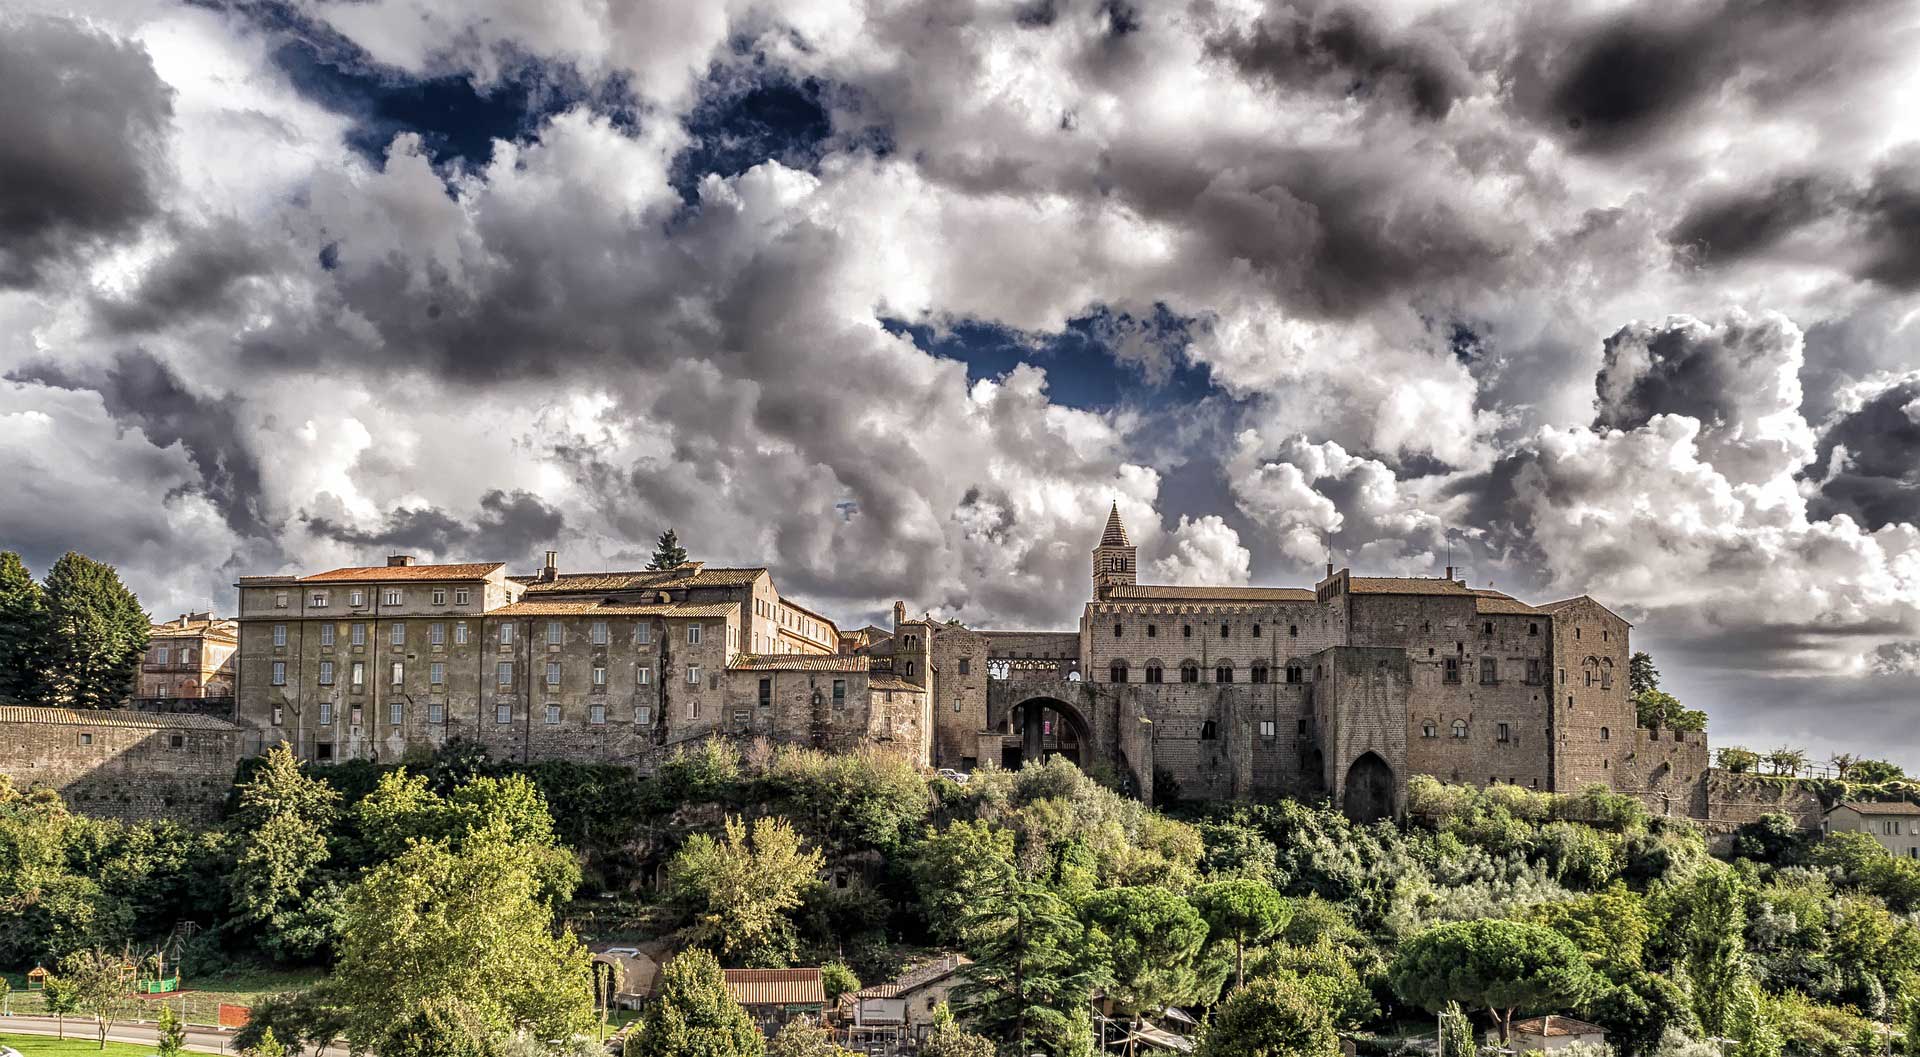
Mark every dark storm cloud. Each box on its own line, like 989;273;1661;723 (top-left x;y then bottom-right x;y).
1533;13;1722;153
8;351;268;537
92;219;281;333
1593;321;1750;433
1855;161;1920;290
1665;159;1920;289
0;16;172;288
1810;377;1920;529
1209;1;1473;121
1667;175;1838;266
304;489;566;562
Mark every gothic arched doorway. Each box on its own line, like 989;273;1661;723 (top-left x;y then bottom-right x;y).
1005;697;1091;770
1342;752;1396;822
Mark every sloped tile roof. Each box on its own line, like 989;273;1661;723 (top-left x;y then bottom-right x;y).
0;706;237;731
850;955;970;999
1345;576;1473;596
1471;590;1543;615
301;563;504;583
723;968;824;1006
1101;503;1131;547
868;676;923;692
1836;801;1920;816
492;600;738;619
1539;595;1635;626
1511;1016;1605;1038
1106;584;1316;602
729;654;871;672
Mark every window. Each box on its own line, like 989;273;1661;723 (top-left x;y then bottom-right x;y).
1253;623;1262;637
688;699;702;720
390;661;404;685
905;661;916;677
496;661;513;685
351;661;365;688
1290;624;1298;637
430;622;445;646
546;704;561;725
1286;665;1304;683
959;658;971;676
383;589;402;606
1526;659;1542;685
547;621;563;645
155;646;170;665
274;591;289;609
1497;722;1511;743
390;622;405;646
454;589;470;606
430;662;445;685
591;621;609;645
1600;726;1611;741
431;589;447;606
1216;663;1234;683
1115;624;1124;638
1221;622;1230;638
454;622;468;645
833;679;847;707
389;701;403;726
350;705;361;725
687;665;701;684
1260;720;1276;737
428;702;444;724
1600;661;1614;690
1251;663;1269;684
1110;661;1129;683
350;589;365;607
311;590;329;608
316;742;333;761
500;623;515;645
352;622;367;646
732;709;750;727
1422;720;1437;738
1180;661;1200;683
635;705;652;725
320;623;335;647
318;701;333;726
1528;622;1539;637
1483;621;1493;635
1182;624;1192;638
637;666;651;686
1146;662;1164;684
591;703;606;725
546;661;561;687
271;661;286;685
1444;658;1460;683
1201;720;1217;740
496;704;512;725
319;661;335;685
1452;719;1468;738
273;624;287;647
1147;624;1157;638
687;624;703;645
1883;820;1900;836
1479;657;1497;685
758;677;773;707
270;706;283;726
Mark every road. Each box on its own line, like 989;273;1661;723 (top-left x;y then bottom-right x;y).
0;1014;348;1055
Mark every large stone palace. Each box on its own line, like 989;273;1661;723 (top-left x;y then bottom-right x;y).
209;504;1702;820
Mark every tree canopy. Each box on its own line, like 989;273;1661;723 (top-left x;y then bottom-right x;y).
42;551;148;708
630;948;763;1057
649;529;690;570
1389;919;1594;1040
669;815;823;966
1195;977;1339;1057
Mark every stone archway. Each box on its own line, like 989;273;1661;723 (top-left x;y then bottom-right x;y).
1342;752;1396;822
1006;696;1093;770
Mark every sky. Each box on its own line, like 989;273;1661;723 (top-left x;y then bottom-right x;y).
1;0;1918;764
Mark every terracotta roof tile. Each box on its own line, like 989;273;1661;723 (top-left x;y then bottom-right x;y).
722;968;825;1006
850;955;970;999
0;706;238;731
1836;801;1920;816
1471;591;1543;615
867;676;923;692
492;600;738;619
1345;576;1473;596
1511;1016;1605;1038
729;654;871;672
300;562;504;584
1105;584;1316;602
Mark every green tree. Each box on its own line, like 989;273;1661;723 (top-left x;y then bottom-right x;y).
914;819;1018;945
669;815;824;966
42;974;80;1040
820;962;859;1007
1585;970;1696;1057
1635;689;1706;733
955;876;1100;1057
766;1016;857;1057
1717;746;1761;774
1191;877;1290;990
1525;884;1651;971
229;744;341;961
629;948;763;1057
59;948;131;1051
1853;758;1907;784
1193;977;1338;1057
248;1027;287;1057
1389;919;1594;1042
1438;1001;1476;1057
1629;651;1660;696
0;551;51;702
1083;885;1209;1039
1763;747;1807;777
329;838;593;1052
1727;979;1781;1057
919;1003;995;1057
42;552;148;708
156;1004;188;1057
378;997;493;1057
1666;869;1749;1037
649;529;690;570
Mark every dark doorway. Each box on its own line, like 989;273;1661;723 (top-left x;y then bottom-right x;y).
1342;752;1395;822
1004;698;1089;769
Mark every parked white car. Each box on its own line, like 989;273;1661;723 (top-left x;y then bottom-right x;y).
936;768;970;785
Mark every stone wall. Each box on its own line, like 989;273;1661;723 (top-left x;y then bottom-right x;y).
1615;728;1711;818
1547;598;1635;792
1705;769;1827;830
0;707;240;823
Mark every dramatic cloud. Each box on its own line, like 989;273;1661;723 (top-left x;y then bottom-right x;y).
2;0;1919;760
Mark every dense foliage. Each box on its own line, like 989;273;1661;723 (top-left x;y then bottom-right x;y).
0;549;149;708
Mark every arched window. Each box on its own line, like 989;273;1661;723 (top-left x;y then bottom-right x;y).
1201;720;1218;740
1451;719;1469;738
1599;657;1614;689
1215;661;1234;684
1067;670;1082;682
1250;662;1269;684
1180;660;1200;683
1110;660;1129;683
1145;661;1164;684
1600;726;1611;741
1422;720;1437;738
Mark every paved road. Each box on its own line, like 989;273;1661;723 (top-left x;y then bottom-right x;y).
0;1014;347;1055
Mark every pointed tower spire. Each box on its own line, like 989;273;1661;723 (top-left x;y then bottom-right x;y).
1092;500;1138;599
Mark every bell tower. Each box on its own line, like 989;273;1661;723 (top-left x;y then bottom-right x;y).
1091;502;1137;599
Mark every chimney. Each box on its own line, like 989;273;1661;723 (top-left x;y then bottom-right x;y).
893;601;907;627
387;555;416;567
1325;562;1334;578
178;613;188;627
540;550;558;583
1444;565;1453;580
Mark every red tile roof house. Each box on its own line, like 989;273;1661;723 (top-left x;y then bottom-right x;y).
722;968;826;1036
1508;1015;1607;1052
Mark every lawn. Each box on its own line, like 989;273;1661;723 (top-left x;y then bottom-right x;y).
0;1032;158;1057
3;965;326;1028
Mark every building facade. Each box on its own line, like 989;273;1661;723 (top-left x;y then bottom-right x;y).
1826;801;1920;858
137;613;238;703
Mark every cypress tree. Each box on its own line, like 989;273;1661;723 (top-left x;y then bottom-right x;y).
43;551;149;709
0;551;52;702
648;529;690;571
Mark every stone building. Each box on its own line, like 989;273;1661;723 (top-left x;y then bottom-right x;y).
1826;801;1920;858
0;706;240;822
136;613;238;704
231;552;926;769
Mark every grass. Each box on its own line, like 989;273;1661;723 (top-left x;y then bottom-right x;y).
2;965;326;1029
0;1032;159;1056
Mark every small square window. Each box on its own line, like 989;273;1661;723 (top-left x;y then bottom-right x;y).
384;589;402;606
428;702;444;724
545;704;561;725
79;732;94;747
1259;720;1275;738
349;589;365;607
454;589;470;606
310;591;328;608
273;591;289;609
316;742;333;761
431;589;447;606
496;703;512;725
590;703;606;725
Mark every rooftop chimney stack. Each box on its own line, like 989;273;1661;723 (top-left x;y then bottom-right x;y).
387;555;416;567
893;600;907;627
541;551;559;583
1445;565;1454;580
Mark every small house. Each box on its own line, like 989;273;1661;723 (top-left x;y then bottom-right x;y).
723;968;826;1036
840;954;971;1051
1825;802;1920;858
592;946;662;1010
1509;1015;1607;1053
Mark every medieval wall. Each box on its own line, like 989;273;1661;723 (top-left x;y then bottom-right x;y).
1613;728;1711;818
1548;598;1635;792
1705;769;1827;829
0;708;240;823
